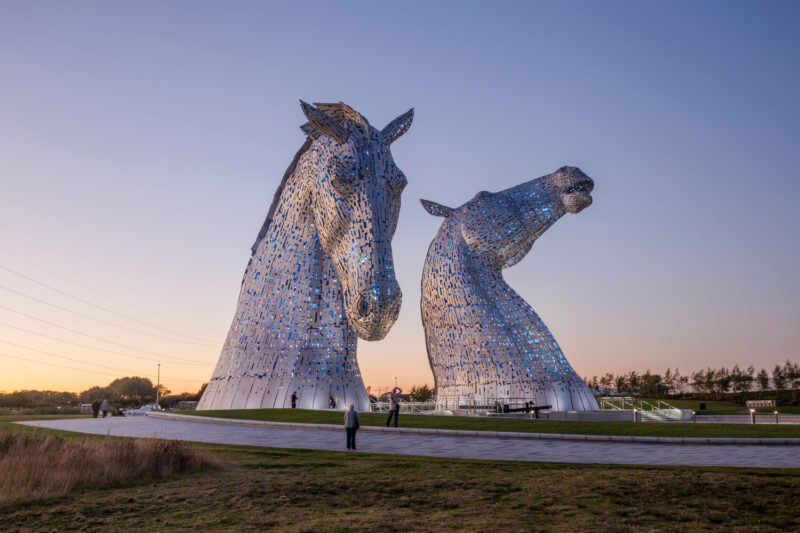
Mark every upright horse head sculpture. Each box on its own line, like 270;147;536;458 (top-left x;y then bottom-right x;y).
420;166;599;412
199;101;413;411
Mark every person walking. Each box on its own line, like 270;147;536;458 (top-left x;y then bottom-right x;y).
386;387;402;427
344;404;359;450
91;400;100;418
329;395;336;409
291;391;298;409
100;399;110;418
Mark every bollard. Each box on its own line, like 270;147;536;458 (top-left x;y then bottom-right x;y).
692;410;696;423
633;408;638;423
775;410;779;424
749;409;756;425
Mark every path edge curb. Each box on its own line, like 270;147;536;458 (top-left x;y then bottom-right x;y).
146;412;800;446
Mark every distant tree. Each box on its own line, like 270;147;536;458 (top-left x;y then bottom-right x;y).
614;375;626;395
756;368;770;395
714;367;731;397
730;365;754;394
641;371;663;397
772;364;787;392
197;382;208;398
599;373;614;394
663;368;675;394
691;369;708;394
409;384;434;402
786;361;800;402
79;386;111;404
107;377;156;405
156;384;172;398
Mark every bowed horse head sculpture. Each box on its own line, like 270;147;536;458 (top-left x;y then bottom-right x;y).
420;166;598;412
198;101;412;412
300;101;413;340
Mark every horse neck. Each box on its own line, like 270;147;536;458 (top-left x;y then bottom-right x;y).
422;219;507;318
249;172;344;333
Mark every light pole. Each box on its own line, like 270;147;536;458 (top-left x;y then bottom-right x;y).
156;363;161;405
393;376;398;390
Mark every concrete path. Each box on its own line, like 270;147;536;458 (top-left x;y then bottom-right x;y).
16;416;800;468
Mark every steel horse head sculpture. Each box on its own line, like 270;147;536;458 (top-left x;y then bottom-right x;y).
199;101;413;411
420;166;599;411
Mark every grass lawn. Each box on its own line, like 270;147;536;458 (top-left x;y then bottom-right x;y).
652;399;747;415
184;409;800;439
1;415;799;531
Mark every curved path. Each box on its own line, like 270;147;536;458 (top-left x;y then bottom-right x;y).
18;416;800;468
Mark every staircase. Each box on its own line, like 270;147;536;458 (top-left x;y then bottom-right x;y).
598;396;684;421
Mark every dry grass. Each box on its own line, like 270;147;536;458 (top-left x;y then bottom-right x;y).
1;444;798;531
0;431;213;505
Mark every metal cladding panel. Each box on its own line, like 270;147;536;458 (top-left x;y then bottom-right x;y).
420;167;599;412
199;102;413;411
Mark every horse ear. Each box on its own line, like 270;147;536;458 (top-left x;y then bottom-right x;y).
300;123;321;139
382;108;414;144
299;100;348;144
420;199;454;217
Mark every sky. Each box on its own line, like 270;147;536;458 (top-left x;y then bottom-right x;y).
1;1;798;394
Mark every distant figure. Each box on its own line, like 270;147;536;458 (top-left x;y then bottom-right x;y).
91;401;100;418
329;395;336;409
386;387;402;427
291;391;298;409
100;399;110;418
344;404;360;450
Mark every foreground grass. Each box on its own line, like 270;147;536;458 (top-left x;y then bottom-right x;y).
0;417;798;531
0;425;213;505
186;408;800;439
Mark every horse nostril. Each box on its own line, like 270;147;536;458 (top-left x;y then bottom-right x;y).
357;293;372;318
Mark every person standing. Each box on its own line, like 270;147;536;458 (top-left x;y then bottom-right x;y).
291;391;298;409
329;395;336;409
344;404;359;450
91;400;100;418
386;387;402;427
100;399;110;418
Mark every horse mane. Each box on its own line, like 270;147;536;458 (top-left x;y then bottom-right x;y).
250;103;364;254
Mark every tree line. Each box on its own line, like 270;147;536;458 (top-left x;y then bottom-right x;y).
0;377;208;409
583;360;800;402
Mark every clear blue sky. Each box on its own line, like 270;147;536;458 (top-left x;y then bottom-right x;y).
1;1;798;393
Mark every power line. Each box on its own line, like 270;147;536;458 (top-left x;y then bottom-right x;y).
0;339;162;376
0;305;212;364
0;323;211;366
0;351;126;378
0;349;205;383
0;247;227;335
0;263;222;344
0;285;221;347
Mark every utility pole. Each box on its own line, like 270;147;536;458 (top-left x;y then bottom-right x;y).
393;376;398;389
156;363;161;405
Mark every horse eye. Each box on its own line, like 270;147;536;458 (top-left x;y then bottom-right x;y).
331;176;355;196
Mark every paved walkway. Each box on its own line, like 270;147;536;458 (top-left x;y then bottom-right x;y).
16;416;800;468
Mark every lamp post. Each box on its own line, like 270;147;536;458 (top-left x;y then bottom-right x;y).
774;410;779;424
393;376;398;389
156;363;161;405
749;408;756;425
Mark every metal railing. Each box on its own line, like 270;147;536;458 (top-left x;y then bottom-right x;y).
370;397;543;415
598;396;683;421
